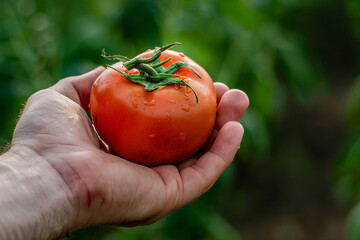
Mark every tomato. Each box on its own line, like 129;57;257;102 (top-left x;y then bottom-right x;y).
89;43;217;166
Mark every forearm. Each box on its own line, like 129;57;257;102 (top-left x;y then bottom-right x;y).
0;146;77;240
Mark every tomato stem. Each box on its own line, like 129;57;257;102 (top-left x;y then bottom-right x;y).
102;42;200;103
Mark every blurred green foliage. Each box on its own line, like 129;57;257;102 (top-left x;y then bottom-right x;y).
1;0;359;239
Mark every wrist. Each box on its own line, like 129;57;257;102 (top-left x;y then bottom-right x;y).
0;145;78;240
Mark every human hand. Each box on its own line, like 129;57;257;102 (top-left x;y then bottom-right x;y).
3;66;249;239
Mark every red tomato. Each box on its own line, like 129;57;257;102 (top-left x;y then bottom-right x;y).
90;45;216;166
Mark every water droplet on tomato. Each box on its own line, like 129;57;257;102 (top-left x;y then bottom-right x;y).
167;99;176;104
179;132;186;140
67;116;74;121
186;87;192;93
148;133;155;138
184;93;190;100
132;69;140;74
135;92;141;97
181;104;190;112
132;98;138;108
144;99;156;106
179;52;185;57
88;103;91;109
184;79;189;83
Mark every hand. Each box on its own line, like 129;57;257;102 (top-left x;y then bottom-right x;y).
5;66;249;238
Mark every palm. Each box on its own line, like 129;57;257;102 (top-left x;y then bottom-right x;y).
12;67;249;228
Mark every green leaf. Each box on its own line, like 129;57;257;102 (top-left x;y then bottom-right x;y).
164;61;201;79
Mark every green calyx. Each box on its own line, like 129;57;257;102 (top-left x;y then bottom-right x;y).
102;42;200;103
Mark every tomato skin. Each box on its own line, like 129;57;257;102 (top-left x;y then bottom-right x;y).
90;50;216;166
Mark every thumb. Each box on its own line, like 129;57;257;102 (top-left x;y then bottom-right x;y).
51;66;105;110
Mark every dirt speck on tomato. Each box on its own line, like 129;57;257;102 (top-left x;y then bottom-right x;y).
179;132;186;141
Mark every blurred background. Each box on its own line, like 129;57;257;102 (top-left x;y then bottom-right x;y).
1;0;360;239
